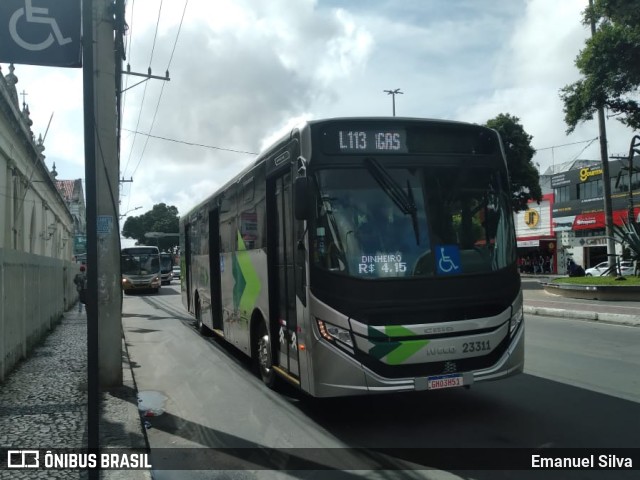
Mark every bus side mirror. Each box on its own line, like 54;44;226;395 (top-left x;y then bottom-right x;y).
294;177;309;220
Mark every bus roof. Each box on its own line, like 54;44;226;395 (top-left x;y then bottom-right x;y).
181;117;500;222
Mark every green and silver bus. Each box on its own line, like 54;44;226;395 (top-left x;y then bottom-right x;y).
180;117;524;397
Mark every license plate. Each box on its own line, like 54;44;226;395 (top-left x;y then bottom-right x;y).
426;373;464;390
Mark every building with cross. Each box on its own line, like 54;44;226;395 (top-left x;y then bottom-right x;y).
0;64;73;256
1;63;78;381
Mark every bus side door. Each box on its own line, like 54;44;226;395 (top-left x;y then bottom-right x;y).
268;164;300;379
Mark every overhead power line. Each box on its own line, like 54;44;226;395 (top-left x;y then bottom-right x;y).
536;137;598;151
122;128;257;155
130;0;188;179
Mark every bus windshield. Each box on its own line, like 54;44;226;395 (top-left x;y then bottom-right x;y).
310;162;515;278
160;254;173;272
121;252;160;276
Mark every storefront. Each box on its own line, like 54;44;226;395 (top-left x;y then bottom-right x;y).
551;160;640;271
515;194;557;273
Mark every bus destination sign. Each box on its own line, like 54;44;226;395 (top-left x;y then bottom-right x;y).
336;128;408;153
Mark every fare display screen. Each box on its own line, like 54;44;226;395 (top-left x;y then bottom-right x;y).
335;129;408;154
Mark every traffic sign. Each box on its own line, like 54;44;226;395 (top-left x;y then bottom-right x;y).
0;0;81;68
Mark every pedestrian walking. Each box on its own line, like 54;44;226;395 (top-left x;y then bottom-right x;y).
74;265;87;313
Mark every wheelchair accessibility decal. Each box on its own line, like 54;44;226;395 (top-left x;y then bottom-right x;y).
435;245;461;275
0;0;81;67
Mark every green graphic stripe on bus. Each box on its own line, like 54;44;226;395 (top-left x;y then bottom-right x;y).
367;325;418;339
232;253;246;311
235;232;262;315
385;325;418;338
368;338;430;365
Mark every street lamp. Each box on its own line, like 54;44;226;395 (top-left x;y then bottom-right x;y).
119;206;142;218
383;88;403;116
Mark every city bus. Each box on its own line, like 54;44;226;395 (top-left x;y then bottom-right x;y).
180;117;524;397
121;246;162;294
159;252;174;285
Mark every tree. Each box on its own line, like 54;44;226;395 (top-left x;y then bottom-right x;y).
484;113;542;212
614;219;640;276
122;203;179;252
560;0;640;133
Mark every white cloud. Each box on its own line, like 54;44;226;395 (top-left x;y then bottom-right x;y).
4;0;637;224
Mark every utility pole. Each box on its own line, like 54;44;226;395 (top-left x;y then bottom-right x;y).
95;0;123;387
83;0;123;401
384;88;403;116
82;0;98;465
82;0;122;473
612;135;640;224
628;136;640;224
588;0;617;274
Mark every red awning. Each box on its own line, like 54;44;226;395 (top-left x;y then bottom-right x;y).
572;208;640;230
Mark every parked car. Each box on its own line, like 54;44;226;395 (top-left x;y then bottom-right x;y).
172;265;181;280
585;261;634;277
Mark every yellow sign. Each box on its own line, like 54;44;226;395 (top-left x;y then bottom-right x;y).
579;167;603;182
524;209;540;228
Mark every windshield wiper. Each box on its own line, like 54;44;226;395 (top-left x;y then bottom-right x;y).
363;157;420;245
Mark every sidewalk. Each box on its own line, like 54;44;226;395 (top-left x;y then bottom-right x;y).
0;306;151;479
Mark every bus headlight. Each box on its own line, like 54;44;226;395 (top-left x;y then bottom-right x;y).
510;305;523;337
316;319;354;348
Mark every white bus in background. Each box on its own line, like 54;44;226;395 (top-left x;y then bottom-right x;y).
121;246;161;294
159;252;174;285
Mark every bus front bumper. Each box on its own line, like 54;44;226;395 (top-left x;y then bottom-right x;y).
122;276;161;291
308;324;524;398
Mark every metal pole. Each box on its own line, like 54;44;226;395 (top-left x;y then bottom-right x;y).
628;135;640;224
82;0;99;474
384;89;403;117
589;0;617;273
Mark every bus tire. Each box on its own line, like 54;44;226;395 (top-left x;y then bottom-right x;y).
256;320;276;389
195;296;206;335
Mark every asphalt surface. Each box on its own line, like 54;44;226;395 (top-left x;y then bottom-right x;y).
0;277;638;478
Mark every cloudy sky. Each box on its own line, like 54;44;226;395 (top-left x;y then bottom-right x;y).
3;0;636;242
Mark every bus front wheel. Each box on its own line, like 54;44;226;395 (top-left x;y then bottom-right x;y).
256;321;276;388
195;297;206;335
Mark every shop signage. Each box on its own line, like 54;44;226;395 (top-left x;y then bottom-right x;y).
517;240;540;247
524;209;540;228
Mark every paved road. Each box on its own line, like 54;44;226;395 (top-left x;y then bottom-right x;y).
122;284;640;479
1;278;637;479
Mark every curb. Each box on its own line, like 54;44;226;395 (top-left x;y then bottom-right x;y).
99;337;153;480
523;305;640;327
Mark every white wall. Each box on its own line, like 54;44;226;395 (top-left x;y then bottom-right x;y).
0;248;76;382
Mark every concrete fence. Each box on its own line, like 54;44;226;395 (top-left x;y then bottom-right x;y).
0;248;77;382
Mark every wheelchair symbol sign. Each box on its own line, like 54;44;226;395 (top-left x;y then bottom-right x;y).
436;245;461;275
0;0;81;67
